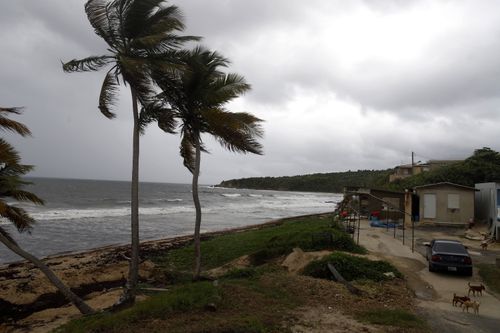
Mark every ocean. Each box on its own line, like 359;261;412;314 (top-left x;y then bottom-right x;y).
0;178;342;264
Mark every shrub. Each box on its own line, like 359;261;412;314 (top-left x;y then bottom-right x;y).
330;230;366;254
302;252;402;282
222;267;259;279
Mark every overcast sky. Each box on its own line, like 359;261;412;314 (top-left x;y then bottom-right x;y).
1;0;500;185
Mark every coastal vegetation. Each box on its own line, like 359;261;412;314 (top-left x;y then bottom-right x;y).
218;169;392;193
55;215;422;333
0;107;94;314
146;46;263;279
391;147;500;189
62;0;199;304
155;215;364;273
218;147;500;193
303;252;402;282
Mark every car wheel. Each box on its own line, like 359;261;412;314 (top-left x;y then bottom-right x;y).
428;264;435;272
465;268;473;276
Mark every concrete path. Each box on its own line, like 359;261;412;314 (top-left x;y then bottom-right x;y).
357;220;500;333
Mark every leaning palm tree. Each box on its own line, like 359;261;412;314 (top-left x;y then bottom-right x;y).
149;47;263;279
0;107;94;314
62;0;199;304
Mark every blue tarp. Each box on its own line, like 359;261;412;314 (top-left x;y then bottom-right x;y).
369;220;399;228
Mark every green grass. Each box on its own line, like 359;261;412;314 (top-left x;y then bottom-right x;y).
54;282;219;333
154;215;365;272
303;252;402;282
356;309;426;328
55;273;298;333
478;263;500;294
54;216;371;333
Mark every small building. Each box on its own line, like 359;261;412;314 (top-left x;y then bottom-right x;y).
389;160;461;183
475;182;500;240
389;164;429;182
344;186;405;221
413;182;476;226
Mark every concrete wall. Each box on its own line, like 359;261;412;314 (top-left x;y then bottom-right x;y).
416;185;474;226
475;182;500;240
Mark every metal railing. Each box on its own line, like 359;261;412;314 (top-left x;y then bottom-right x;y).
341;191;417;252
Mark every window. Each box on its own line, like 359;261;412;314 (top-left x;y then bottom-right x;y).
448;194;460;209
423;194;436;218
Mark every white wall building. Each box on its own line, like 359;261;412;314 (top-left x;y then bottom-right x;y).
475;182;500;240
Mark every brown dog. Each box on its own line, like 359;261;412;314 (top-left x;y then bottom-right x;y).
462;300;480;314
481;241;488;250
452;293;470;307
468;282;486;296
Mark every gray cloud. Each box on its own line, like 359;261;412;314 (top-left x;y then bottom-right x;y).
1;0;500;184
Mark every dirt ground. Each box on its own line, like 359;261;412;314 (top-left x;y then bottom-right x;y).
357;219;500;333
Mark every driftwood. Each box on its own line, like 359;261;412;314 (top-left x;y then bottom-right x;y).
327;263;362;295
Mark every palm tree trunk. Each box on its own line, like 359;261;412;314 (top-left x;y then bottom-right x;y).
192;138;202;280
121;87;140;304
0;233;94;315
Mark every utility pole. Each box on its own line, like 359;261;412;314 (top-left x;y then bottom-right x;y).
411;151;415;175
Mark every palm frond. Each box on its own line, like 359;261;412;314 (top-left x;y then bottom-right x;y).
0;107;31;137
205;109;264;155
139;99;177;134
62;55;114;73
85;0;119;48
9;190;44;205
132;34;200;53
0;139;22;166
143;4;186;35
0;202;34;233
0;107;23;116
208;73;251;105
98;69;119;118
123;0;164;38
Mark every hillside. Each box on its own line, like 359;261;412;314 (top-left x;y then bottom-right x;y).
218;169;392;193
218;148;500;192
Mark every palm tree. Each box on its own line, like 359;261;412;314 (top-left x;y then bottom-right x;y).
149;47;263;279
62;0;199;304
0;107;94;314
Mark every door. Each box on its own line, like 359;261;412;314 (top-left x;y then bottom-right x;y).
423;194;436;219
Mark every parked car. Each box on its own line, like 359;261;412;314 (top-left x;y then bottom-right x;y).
424;239;473;276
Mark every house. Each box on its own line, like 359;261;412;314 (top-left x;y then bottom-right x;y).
389;164;429;182
389;160;461;183
344;186;405;221
475;182;500;240
411;182;476;226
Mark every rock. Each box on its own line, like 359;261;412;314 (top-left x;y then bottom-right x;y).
138;260;155;279
383;272;396;279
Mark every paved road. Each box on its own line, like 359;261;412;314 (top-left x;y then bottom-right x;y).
358;220;500;333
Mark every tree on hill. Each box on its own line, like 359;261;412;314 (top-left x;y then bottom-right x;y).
0;107;94;315
218;169;392;193
393;147;500;189
62;0;199;304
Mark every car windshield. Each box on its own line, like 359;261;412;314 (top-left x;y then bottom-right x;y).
434;242;466;254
